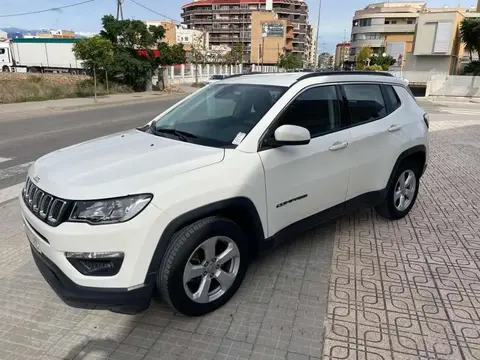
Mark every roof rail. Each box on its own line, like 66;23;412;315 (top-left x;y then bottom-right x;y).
225;72;264;79
296;71;394;81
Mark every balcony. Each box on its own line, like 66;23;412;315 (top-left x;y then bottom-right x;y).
273;7;305;14
350;38;385;48
351;23;416;34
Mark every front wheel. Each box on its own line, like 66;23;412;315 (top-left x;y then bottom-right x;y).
375;161;420;220
158;216;249;316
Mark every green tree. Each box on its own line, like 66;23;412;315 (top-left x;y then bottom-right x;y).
277;53;302;70
224;42;244;65
460;18;480;61
370;54;396;70
355;45;373;70
73;36;114;76
188;35;207;85
74;15;185;90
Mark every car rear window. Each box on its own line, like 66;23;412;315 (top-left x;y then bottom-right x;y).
384;85;401;111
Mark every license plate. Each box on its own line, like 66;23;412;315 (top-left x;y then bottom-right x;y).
24;222;41;253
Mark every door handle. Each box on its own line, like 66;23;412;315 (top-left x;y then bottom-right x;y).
329;141;348;151
388;124;402;132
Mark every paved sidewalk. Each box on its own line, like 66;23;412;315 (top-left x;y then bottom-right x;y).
0;86;197;121
323;116;480;359
0;110;479;360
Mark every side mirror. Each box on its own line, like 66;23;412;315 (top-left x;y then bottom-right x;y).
266;125;311;147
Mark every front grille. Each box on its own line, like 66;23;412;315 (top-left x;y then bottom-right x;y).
22;177;70;226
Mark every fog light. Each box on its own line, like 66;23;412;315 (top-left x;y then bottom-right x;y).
66;252;124;276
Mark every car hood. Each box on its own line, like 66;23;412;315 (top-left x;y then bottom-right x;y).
29;129;225;200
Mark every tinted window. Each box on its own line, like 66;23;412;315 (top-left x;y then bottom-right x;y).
152;83;287;147
384;85;401;111
343;84;387;124
277;85;343;137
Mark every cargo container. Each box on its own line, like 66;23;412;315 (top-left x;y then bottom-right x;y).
0;38;85;73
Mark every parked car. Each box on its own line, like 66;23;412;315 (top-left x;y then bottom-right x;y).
207;74;227;84
21;71;429;316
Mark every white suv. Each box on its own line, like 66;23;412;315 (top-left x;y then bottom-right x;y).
20;72;429;316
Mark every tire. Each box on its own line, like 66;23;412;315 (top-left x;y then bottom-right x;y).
2;66;9;72
375;160;420;220
158;216;249;316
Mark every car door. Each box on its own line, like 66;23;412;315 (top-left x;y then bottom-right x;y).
258;84;352;237
342;83;409;201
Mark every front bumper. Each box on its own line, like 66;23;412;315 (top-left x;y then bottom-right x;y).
20;190;173;294
31;245;154;311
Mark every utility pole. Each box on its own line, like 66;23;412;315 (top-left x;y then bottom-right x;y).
116;0;124;21
315;0;322;67
477;0;480;12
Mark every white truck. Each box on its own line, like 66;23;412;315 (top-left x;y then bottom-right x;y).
0;38;85;74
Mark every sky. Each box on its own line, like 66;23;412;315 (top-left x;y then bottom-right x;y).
0;0;478;53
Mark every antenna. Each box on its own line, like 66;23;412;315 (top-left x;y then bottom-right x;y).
116;0;124;20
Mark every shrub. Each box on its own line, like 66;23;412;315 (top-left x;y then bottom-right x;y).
463;61;480;75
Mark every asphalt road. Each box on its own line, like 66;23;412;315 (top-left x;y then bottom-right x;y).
0;96;185;190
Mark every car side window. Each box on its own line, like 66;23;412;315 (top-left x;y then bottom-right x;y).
276;85;343;138
384;85;401;111
343;84;387;125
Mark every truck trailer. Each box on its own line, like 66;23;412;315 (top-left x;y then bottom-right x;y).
0;38;85;74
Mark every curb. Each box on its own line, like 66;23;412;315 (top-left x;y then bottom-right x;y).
50;92;186;112
0;91;188;119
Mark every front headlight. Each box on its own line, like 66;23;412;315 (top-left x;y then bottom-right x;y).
69;194;152;224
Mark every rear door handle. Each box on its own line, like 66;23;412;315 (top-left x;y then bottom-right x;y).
329;141;348;151
388;124;402;132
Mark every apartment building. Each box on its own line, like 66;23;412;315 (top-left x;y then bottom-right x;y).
317;52;333;68
181;0;310;64
349;2;425;65
349;1;480;72
145;20;208;51
334;41;350;68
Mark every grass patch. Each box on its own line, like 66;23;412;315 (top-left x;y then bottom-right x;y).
0;74;132;104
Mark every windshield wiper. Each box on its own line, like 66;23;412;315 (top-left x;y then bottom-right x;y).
151;126;198;142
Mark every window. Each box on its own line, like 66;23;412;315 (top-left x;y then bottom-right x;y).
0;49;4;55
152;84;287;147
384;85;401;111
343;84;387;124
358;18;372;27
276;86;343;138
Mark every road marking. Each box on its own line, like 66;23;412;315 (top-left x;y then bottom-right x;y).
0;157;12;164
439;108;480;115
0;182;24;204
0;161;34;181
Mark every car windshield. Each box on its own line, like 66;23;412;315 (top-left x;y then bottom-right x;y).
210;75;224;80
149;83;287;147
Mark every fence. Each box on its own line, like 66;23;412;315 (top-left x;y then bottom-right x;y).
157;64;282;84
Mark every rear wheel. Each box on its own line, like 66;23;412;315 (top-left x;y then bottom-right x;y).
375;161;420;220
158;216;248;316
2;66;9;72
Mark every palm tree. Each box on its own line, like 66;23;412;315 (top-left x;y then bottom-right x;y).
460;18;480;61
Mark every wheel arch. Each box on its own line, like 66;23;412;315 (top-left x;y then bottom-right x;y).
145;197;265;283
387;145;427;190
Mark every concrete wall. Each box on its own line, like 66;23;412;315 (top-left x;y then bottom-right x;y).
405;54;452;72
426;75;480;97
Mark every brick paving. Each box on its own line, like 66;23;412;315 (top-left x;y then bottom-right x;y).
0;106;479;360
323;115;480;359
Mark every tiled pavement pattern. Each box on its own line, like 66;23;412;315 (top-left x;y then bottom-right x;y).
0;108;479;360
323;116;480;359
0;200;334;360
